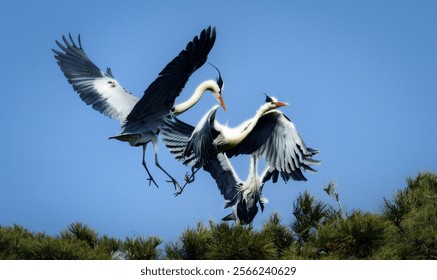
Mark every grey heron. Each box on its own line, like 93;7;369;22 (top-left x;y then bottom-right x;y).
52;27;225;193
161;110;270;223
205;153;270;224
161;94;319;192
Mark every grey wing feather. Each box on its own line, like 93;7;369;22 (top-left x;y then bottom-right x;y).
121;27;216;133
225;112;278;158
161;105;220;165
258;112;320;182
160;115;197;165
226;111;320;183
53;34;138;122
184;105;220;164
160;109;241;204
203;153;242;204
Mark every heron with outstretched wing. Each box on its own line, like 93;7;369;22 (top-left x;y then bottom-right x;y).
161;94;319;222
53;27;225;193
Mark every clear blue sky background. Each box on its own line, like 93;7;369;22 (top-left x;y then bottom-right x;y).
1;0;436;243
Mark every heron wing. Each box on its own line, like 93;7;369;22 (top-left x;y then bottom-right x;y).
225;112;278;158
226;111;320;182
121;26;216;133
161;105;220;165
161;109;241;203
203;153;242;204
258;111;320;182
160;115;197;165
53;34;138;122
184;105;220;164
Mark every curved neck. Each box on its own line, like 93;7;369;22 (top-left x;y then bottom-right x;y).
173;80;216;115
226;104;271;144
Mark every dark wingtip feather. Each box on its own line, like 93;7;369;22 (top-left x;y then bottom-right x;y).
78;34;82;49
306;147;320;155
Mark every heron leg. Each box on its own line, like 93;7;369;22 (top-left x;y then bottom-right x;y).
151;137;182;195
184;165;200;184
142;144;159;188
178;166;201;195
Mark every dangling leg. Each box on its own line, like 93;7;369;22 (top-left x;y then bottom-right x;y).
184;165;200;184
177;165;202;196
151;136;182;195
142;143;159;188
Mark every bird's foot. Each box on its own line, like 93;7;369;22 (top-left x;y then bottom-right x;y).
174;187;183;197
147;176;159;188
184;172;195;184
166;179;183;196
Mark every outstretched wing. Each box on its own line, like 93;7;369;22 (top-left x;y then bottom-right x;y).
203;153;242;204
53;34;138;122
161;113;241;203
226;110;320;182
259;112;320;181
161;105;220;165
160;108;241;202
160;115;197;165
121;26;216;133
184;105;220;164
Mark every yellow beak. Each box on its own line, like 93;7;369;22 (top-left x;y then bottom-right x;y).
218;95;226;112
273;101;288;107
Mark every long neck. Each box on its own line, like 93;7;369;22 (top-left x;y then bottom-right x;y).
172;80;215;115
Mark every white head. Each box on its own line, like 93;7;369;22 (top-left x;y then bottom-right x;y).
261;94;288;113
172;65;225;115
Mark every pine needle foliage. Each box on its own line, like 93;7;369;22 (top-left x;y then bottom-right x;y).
383;171;437;227
315;211;390;259
259;212;294;257
381;171;437;259
206;222;277;259
60;222;98;249
164;222;212;260
292;191;331;243
122;236;162;260
1;171;436;260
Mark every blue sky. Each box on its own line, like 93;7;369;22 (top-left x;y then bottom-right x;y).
1;0;436;243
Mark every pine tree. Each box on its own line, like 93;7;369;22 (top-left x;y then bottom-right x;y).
164;222;212;260
206;222;277;259
315;211;390;259
382;171;437;259
260;213;294;257
291;191;331;243
122;236;162;260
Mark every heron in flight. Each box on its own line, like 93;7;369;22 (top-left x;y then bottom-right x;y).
161;94;319;221
52;27;225;193
163;94;319;185
161;109;270;223
162;95;320;208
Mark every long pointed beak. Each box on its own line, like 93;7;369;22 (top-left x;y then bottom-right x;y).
274;101;288;107
218;95;227;112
